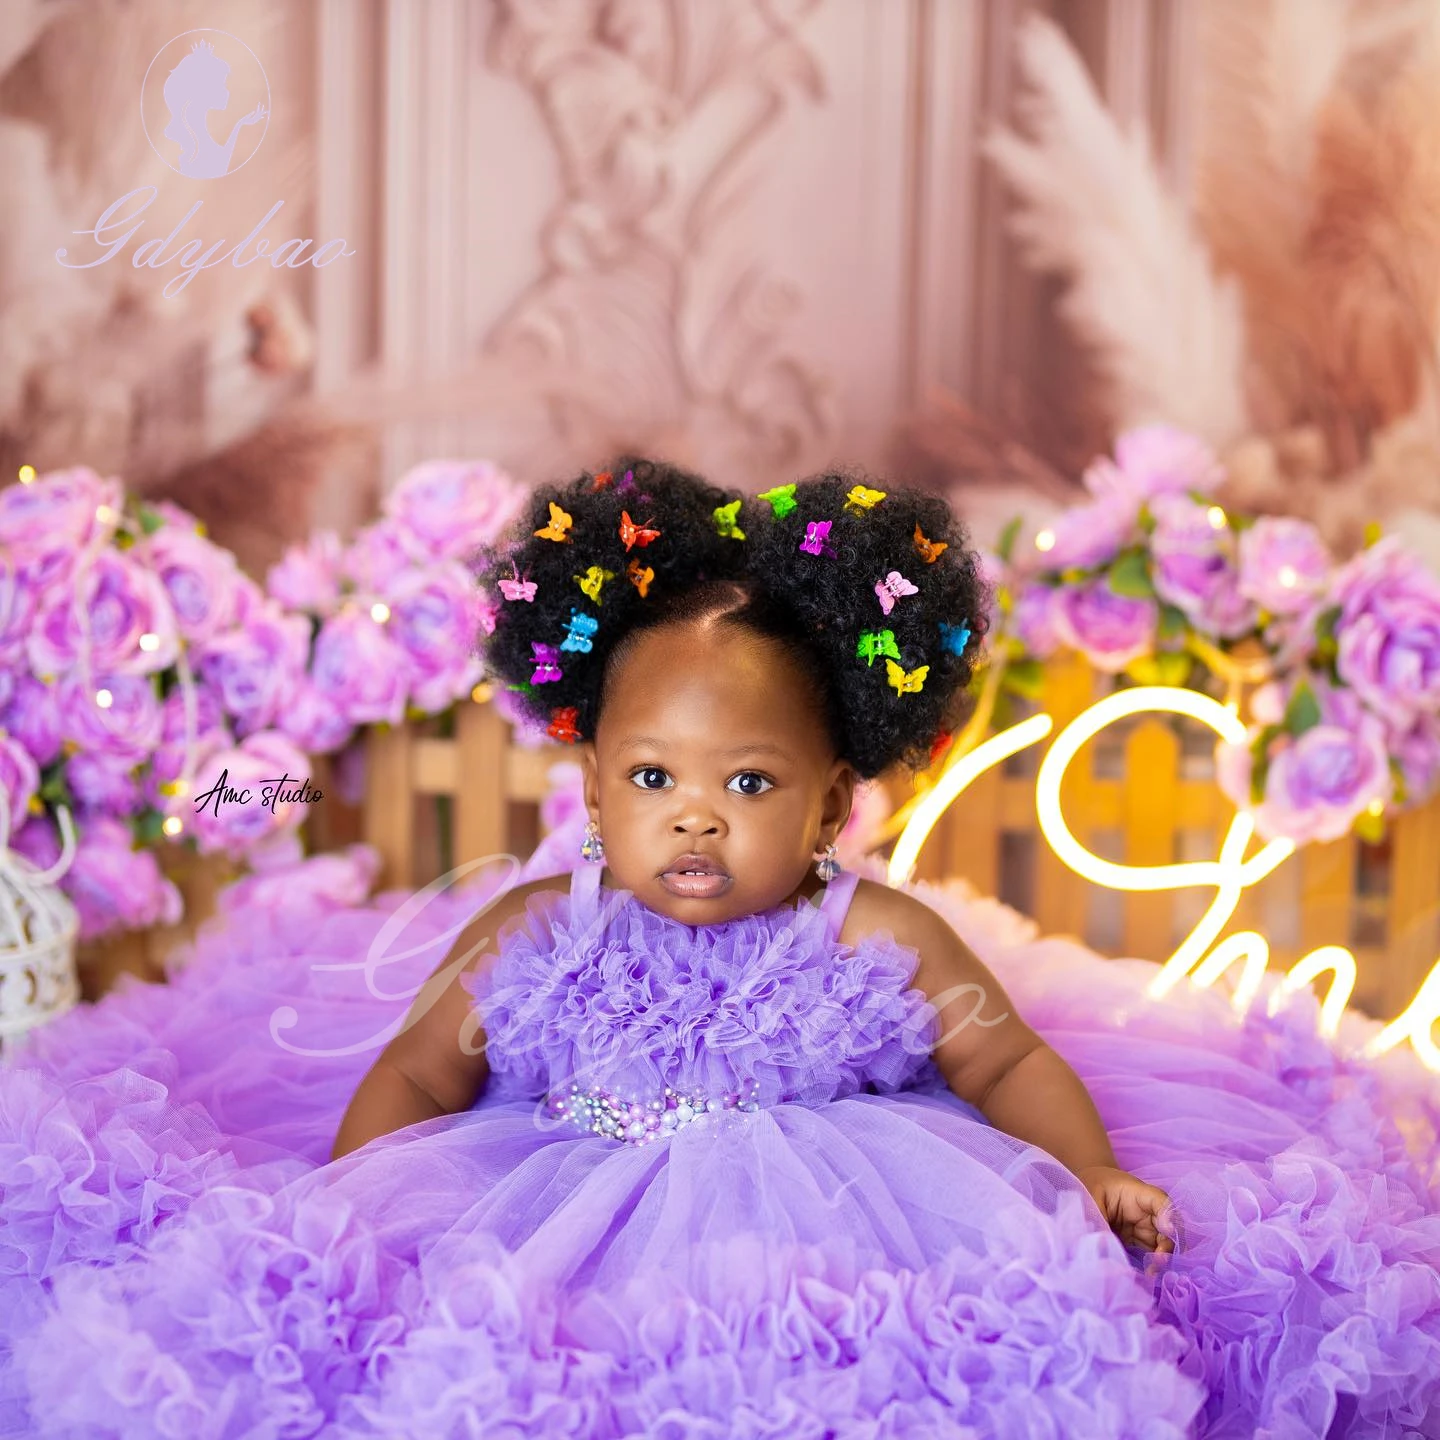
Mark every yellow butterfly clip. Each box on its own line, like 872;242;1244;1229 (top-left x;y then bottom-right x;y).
574;564;616;604
534;501;574;542
843;485;887;516
913;523;948;563
885;658;929;696
713;500;746;540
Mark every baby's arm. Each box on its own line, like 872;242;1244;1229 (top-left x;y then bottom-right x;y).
330;878;559;1160
873;886;1119;1178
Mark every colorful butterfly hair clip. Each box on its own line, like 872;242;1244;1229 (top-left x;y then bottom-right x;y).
573;564;616;605
938;619;971;656
498;562;537;602
713;500;746;540
627;559;654;597
757;484;798;519
913;524;948;564
561;608;599;653
874;570;919;615
856;629;903;667
530;642;563;684
616;469;637;495
619;511;661;550
798;519;836;558
842;485;886;516
928;729;953;766
547;706;582;744
533;501;574;543
591;471;613;492
884;658;928;696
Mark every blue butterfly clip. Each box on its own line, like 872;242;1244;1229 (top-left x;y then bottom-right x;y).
560;608;599;653
938;619;971;656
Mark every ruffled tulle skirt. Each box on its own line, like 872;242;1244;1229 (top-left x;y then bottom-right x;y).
3;855;1439;1439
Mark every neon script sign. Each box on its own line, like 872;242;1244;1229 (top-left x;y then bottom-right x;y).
889;686;1440;1075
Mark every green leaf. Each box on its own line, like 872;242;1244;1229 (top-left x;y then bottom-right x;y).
995;583;1014;617
1107;548;1156;598
996;516;1023;564
138;505;165;536
1136;501;1155;533
1157;603;1189;642
132;809;166;847
1282;681;1321;737
1230;512;1258;533
1250;752;1270;806
1002;658;1046;700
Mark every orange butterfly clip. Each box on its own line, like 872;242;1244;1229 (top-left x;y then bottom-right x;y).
913;524;948;564
591;471;613;491
534;501;574;542
627;559;654;597
619;511;662;550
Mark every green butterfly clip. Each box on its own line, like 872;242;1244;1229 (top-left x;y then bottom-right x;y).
856;629;903;667
756;484;798;519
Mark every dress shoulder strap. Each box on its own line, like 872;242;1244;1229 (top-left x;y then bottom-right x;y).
569;860;604;910
816;868;861;943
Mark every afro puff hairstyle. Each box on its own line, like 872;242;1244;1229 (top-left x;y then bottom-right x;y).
472;455;991;781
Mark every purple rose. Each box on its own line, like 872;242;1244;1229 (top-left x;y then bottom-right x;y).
60;816;183;940
11;813;60;872
196;603;311;737
1237;518;1331;617
1393;715;1440;800
309;609;412;727
0;676;63;767
1051;581;1158;673
274;675;355;755
1040;500;1135;572
267;531;343;613
57;671;164;767
0;732;39;845
1012;583;1062;659
1085;425;1226;505
1149;495;1257;639
28;550;180;677
1219;716;1393;845
145;683;234;809
386;563;486;713
383;460;530;561
1330;537;1440;729
341;519;420;593
185;730;313;857
64;753;143;817
0;467;122;596
138;523;244;645
0;556;36;668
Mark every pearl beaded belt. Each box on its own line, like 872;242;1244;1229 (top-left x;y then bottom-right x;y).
545;1080;762;1145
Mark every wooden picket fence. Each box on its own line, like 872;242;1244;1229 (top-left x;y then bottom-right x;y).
333;658;1440;1022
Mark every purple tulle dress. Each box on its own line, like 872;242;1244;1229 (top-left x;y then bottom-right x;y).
2;855;1439;1439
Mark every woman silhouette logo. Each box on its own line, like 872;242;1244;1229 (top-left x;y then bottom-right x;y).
142;30;270;178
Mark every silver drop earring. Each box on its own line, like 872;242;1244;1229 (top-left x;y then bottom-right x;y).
814;842;839;883
580;819;605;864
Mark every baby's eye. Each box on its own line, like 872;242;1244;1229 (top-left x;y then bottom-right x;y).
727;772;773;796
629;767;672;790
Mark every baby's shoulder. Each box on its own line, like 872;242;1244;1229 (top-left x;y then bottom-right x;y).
838;876;940;952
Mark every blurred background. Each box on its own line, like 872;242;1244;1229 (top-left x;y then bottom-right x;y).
12;0;1438;574
7;0;1440;1026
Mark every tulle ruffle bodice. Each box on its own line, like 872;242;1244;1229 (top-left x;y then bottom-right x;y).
462;865;942;1114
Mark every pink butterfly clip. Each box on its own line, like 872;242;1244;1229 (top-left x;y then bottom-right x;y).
498;563;537;602
874;570;919;615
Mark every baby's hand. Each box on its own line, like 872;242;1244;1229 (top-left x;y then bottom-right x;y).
1077;1165;1177;1254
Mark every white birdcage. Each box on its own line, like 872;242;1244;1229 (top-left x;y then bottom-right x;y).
0;804;80;1054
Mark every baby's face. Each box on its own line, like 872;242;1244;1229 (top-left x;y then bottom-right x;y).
582;621;855;925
